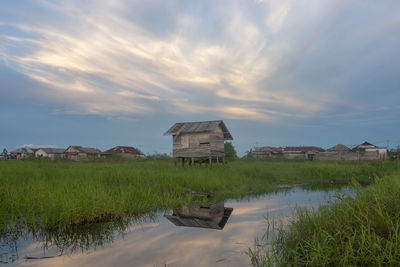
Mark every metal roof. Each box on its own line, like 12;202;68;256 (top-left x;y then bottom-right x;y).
65;146;101;154
253;146;283;153
164;120;233;140
81;147;101;154
103;146;143;155
283;146;325;153
353;141;378;149
327;144;351;152
38;148;66;154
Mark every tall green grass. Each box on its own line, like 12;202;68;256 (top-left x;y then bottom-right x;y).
249;174;400;266
0;160;399;236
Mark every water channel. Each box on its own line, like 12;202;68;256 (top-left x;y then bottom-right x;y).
1;185;353;266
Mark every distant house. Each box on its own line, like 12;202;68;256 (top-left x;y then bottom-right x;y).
252;146;283;159
252;146;325;160
35;148;66;160
283;146;325;160
164;120;233;166
327;144;351;152
353;141;380;150
10;147;35;160
353;141;387;160
64;146;102;161
319;144;355;161
253;142;387;161
102;146;144;159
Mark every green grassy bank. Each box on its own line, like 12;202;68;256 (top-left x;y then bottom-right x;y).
1;160;399;235
249;173;400;266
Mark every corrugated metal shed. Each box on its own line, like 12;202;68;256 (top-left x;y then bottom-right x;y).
164;120;233;140
165;207;233;230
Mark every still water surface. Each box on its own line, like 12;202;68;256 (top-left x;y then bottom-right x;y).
2;186;352;266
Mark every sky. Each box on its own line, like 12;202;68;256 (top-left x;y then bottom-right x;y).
1;0;400;156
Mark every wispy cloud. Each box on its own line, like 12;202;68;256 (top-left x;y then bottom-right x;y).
16;144;56;149
1;0;399;123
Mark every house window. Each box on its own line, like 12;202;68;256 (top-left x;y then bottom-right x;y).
173;135;181;144
200;142;210;145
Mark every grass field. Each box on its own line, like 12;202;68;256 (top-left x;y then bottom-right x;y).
1;159;399;240
248;169;400;266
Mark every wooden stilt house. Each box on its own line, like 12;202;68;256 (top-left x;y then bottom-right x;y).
164;120;233;166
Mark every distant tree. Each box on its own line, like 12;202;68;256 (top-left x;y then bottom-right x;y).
224;142;237;161
2;148;7;158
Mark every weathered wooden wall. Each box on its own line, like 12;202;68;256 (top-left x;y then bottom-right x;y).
173;125;225;158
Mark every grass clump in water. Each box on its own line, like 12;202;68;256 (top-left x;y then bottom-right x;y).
250;174;400;266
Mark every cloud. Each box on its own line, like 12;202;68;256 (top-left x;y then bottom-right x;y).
17;144;56;149
265;0;293;33
1;0;399;123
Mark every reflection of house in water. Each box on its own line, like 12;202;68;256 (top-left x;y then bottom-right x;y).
165;202;233;230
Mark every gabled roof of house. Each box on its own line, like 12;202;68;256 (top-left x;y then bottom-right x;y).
38;148;66;154
327;144;351;152
353;141;378;150
103;146;143;155
65;146;101;154
164;120;233;140
359;141;377;147
283;146;325;153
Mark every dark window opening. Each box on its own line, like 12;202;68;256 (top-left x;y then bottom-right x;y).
173;135;181;144
200;142;210;145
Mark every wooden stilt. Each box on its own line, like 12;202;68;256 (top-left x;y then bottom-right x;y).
182;157;185;167
209;156;212;168
191;157;194;166
174;157;177;167
216;156;219;165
